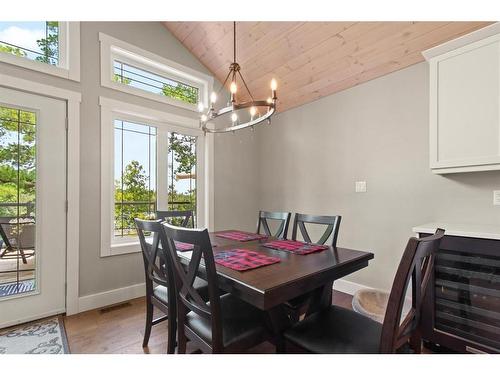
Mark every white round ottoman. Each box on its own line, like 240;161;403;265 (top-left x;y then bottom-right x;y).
352;289;411;324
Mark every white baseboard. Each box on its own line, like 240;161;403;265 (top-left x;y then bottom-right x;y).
77;283;146;313
333;279;373;296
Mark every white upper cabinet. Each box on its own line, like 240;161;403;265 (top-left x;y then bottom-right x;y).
423;23;500;174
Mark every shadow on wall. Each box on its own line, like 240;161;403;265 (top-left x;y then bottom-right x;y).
439;169;500;187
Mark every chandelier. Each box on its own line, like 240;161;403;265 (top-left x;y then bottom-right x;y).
199;22;278;133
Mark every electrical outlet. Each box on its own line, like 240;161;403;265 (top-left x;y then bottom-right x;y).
494;190;500;206
355;181;367;193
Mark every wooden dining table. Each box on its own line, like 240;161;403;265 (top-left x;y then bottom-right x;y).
177;229;374;331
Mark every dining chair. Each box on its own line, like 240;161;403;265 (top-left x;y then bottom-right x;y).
285;213;342;321
162;222;272;353
256;210;291;239
291;213;342;247
135;218;208;353
283;228;445;353
156;210;194;228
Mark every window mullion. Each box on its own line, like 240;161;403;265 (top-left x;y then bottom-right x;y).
156;128;169;211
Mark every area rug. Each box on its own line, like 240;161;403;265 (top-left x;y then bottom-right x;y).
0;316;69;354
0;279;36;297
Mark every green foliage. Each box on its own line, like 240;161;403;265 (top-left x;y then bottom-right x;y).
0;107;36;217
0;44;27;57
113;73;131;85
114;161;156;235
162;83;198;104
35;21;58;65
169;133;196;175
114;133;197;234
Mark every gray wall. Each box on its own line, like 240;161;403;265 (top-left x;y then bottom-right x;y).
213;131;260;232
252;62;500;291
0;22;215;297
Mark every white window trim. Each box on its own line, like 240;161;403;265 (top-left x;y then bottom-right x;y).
99;33;213;112
99;96;213;257
0;22;80;81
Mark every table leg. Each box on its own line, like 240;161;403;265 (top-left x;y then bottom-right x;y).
266;305;291;353
305;281;333;317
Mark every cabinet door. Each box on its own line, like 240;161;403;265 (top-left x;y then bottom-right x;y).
430;35;500;171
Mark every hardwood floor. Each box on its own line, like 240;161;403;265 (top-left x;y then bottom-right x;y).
63;290;354;354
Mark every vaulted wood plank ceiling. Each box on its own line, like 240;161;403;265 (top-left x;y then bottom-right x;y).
164;22;493;112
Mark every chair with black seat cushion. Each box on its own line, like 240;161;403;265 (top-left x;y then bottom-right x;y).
156;210;194;228
285;213;342;321
283;229;445;354
135;218;208;353
256;210;291;239
162;222;272;353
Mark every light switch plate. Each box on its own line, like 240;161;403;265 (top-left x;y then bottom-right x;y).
355;181;367;193
494;190;500;206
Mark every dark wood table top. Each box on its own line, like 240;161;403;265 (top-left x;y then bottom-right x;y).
177;230;374;310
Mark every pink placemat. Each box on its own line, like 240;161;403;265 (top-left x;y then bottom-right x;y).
215;230;268;242
214;249;280;271
263;239;328;255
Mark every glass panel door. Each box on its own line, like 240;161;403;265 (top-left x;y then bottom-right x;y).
0;106;37;298
0;87;66;329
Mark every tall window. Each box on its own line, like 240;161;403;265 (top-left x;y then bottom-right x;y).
113;120;156;239
0;22;59;65
113;61;199;105
100;99;208;257
168;133;197;225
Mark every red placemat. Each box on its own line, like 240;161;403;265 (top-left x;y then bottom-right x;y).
215;231;268;242
263;239;328;255
174;241;194;252
174;241;218;252
214;249;280;271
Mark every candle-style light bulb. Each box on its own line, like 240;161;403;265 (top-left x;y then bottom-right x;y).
267;97;272;104
200;114;207;122
197;102;205;112
270;78;277;91
249;106;257;117
230;81;237;94
231;113;238;122
210;92;217;104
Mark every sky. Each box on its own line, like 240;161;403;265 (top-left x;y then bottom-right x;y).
0;22;46;54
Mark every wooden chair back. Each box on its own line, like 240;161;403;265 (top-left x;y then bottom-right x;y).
156;210;194;228
379;228;445;353
291;213;342;247
256;210;291;239
135;219;175;301
162;223;224;351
